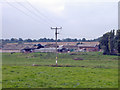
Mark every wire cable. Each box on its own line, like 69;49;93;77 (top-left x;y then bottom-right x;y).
25;0;58;26
14;0;53;26
5;0;51;26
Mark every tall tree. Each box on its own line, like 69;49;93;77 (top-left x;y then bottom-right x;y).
115;29;120;53
108;30;115;54
99;32;110;54
100;30;119;55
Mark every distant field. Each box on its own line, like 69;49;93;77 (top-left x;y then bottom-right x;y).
7;41;99;45
2;52;118;88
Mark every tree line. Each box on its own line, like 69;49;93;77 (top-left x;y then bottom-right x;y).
99;29;120;55
1;37;100;45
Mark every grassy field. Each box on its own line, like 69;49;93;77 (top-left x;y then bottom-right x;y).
2;52;118;88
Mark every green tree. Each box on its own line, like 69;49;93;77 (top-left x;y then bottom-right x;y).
100;30;119;55
33;39;37;42
11;38;18;43
108;30;115;54
18;38;23;41
99;32;110;54
24;39;32;42
82;38;86;42
115;29;120;53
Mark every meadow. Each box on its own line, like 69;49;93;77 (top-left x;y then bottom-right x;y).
2;52;119;88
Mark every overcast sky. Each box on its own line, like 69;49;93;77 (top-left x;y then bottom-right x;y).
0;0;119;40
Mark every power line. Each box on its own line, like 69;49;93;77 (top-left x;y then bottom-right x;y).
25;0;58;26
5;0;51;26
15;0;53;26
5;0;33;19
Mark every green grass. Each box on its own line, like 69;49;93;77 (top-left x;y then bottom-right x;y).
2;66;118;88
2;52;118;68
2;52;119;88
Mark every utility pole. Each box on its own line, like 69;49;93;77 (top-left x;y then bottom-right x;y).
51;27;62;66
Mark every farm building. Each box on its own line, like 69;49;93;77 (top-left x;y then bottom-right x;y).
60;42;99;52
20;46;36;53
1;44;37;53
21;44;44;53
34;48;56;52
34;42;100;53
62;45;78;52
44;44;58;48
77;43;99;52
1;42;100;53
